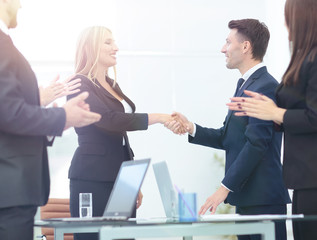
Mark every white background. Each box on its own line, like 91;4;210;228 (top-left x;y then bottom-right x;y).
9;0;291;239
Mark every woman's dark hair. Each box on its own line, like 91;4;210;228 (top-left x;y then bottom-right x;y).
283;0;317;85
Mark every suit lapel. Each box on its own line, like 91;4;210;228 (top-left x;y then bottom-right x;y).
223;67;267;133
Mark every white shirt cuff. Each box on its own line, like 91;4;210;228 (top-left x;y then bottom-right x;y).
221;183;233;192
189;123;197;137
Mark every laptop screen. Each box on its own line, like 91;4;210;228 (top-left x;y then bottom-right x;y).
104;158;150;217
152;161;178;218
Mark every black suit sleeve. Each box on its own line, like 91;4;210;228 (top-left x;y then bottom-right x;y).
283;57;317;133
0;41;65;136
68;77;148;132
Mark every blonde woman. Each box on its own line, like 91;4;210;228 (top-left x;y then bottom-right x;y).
67;26;173;240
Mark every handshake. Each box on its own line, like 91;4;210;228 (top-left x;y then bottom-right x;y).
163;112;194;135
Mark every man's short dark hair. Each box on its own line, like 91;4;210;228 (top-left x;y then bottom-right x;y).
228;19;270;61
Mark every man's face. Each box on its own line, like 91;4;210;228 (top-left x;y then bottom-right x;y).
6;0;21;29
221;29;245;70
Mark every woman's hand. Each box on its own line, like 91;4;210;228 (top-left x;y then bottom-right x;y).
227;90;286;125
164;112;193;135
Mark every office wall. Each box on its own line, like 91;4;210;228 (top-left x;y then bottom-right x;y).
12;0;288;224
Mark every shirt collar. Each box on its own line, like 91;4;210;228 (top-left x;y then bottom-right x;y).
0;19;9;35
242;62;265;81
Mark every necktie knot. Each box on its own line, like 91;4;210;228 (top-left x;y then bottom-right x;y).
237;78;245;89
234;78;245;97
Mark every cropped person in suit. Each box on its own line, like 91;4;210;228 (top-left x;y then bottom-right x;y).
0;1;101;240
228;0;317;239
67;26;173;240
166;19;290;240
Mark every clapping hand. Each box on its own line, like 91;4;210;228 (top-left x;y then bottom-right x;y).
227;90;285;125
63;92;101;130
39;74;81;106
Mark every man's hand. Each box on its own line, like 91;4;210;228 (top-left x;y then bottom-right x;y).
39;74;81;106
199;186;230;215
63;92;101;130
136;191;143;209
164;112;194;135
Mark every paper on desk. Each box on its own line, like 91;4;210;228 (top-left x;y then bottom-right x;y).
199;214;304;222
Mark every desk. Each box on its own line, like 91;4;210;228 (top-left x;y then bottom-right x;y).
35;214;304;240
99;221;275;240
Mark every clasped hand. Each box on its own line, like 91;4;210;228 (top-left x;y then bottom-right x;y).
164;112;194;135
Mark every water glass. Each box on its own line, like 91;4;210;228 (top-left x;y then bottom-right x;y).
79;193;92;218
178;192;197;222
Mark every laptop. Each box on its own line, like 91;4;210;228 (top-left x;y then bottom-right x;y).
152;161;178;219
44;158;151;222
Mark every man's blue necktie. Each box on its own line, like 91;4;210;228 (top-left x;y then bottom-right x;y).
234;78;245;97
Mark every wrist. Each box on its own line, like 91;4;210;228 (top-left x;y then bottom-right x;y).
187;122;194;134
220;185;230;194
274;108;286;124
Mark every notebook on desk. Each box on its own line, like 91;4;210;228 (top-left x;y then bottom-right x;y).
44;158;151;222
152;161;178;219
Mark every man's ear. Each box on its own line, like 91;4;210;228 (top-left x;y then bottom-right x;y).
242;41;251;54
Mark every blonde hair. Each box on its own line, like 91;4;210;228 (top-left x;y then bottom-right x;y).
74;26;117;87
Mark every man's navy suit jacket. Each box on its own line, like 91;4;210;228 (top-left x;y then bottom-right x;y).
189;67;291;207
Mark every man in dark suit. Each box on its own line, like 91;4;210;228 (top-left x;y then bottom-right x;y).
167;19;291;240
0;1;101;240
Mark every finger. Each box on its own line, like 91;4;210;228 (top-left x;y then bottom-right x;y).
75;91;89;102
77;111;101;127
52;102;58;108
243;90;259;97
210;204;217;214
199;206;208;215
50;74;60;84
176;126;187;135
172;125;182;134
137;197;143;209
184;123;192;131
82;103;90;111
165;120;178;129
67;82;81;91
170;122;181;132
78;99;90;110
66;78;81;86
171;112;180;118
229;97;244;102
227;103;246;112
164;120;174;128
67;88;81;95
52;82;65;90
63;74;77;84
234;111;263;119
198;202;210;215
53;84;66;94
243;90;272;102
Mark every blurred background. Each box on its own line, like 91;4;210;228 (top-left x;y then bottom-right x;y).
11;0;291;239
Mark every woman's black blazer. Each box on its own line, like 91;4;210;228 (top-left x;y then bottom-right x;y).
67;75;148;182
276;53;317;190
